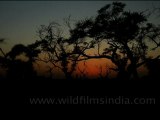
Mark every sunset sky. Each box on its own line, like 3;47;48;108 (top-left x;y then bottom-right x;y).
0;1;160;78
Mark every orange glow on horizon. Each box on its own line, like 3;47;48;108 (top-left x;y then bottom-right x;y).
34;58;117;79
75;59;114;79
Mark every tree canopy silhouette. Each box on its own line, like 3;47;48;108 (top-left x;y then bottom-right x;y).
0;43;40;80
33;22;87;79
0;2;160;80
69;2;160;80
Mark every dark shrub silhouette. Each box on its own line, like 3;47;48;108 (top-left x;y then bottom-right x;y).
1;44;40;80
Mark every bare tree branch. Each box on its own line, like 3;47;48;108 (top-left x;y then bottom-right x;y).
0;48;6;57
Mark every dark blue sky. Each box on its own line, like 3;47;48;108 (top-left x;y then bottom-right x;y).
0;1;160;52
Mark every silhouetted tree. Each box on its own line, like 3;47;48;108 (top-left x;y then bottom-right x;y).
0;38;6;79
0;38;8;70
0;38;5;57
2;2;159;80
69;2;160;80
0;43;40;80
34;22;86;79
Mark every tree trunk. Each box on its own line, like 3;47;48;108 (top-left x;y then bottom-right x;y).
127;64;139;80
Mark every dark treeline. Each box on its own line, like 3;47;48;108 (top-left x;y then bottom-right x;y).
0;2;160;81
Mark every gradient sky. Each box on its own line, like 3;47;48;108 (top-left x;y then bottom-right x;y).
0;1;160;78
0;1;160;52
